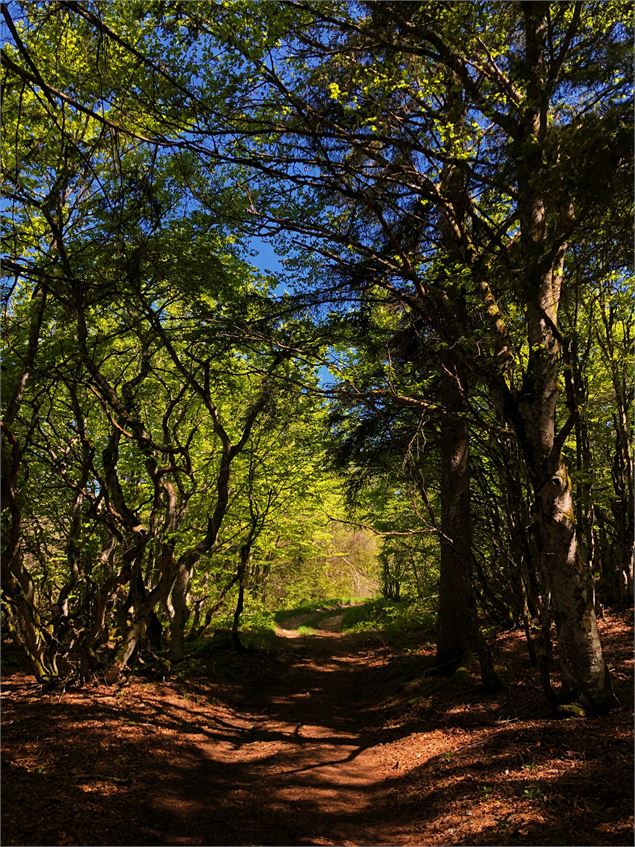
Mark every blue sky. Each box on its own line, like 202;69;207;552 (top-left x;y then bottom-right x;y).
248;238;283;275
247;238;335;387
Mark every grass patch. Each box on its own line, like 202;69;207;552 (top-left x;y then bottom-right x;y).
240;624;278;650
192;607;278;653
234;606;278;649
341;597;436;644
274;596;365;627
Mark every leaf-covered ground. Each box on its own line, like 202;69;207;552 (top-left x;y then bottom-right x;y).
2;610;633;846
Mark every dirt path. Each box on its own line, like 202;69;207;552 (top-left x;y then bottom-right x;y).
200;626;400;846
274;607;349;637
2;622;406;846
163;619;408;846
2;611;633;846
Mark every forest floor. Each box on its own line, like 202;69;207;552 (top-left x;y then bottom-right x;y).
1;608;633;847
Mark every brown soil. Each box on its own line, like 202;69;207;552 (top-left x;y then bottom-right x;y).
1;610;633;846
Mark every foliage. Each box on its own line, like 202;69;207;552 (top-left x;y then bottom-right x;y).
1;0;632;712
341;597;436;640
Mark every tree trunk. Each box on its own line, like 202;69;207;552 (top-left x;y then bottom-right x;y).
435;358;477;671
514;206;612;712
528;454;611;711
1;286;57;681
104;619;148;684
435;361;502;691
231;544;250;651
509;3;613;713
516;197;611;711
170;557;194;663
432;87;501;690
2;429;59;683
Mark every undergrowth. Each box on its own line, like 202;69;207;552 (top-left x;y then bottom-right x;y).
274;596;365;627
190;595;436;656
198;606;278;652
341;597;436;643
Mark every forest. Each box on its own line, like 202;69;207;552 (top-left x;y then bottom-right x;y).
1;2;633;846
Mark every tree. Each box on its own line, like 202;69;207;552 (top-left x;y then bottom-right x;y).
189;0;629;710
2;1;631;712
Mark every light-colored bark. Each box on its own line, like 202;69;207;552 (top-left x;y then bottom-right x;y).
512;4;612;712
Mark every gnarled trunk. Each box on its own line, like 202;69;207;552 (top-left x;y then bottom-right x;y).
104;618;148;685
169;557;194;663
231;543;250;651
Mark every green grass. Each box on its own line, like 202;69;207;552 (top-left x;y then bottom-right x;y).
273;595;436;644
188;594;435;656
274;596;365;627
193;606;278;652
340;597;436;643
234;605;278;649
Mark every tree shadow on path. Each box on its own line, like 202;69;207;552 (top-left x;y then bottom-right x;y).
2;611;633;846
